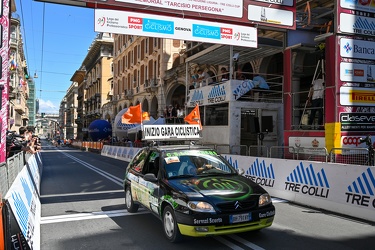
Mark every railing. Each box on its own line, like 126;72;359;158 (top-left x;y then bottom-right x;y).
1;152;29;196
70;141;375;167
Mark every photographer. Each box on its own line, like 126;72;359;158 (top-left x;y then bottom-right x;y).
19;126;40;154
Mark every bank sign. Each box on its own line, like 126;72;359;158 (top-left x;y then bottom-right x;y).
95;9;257;48
340;37;375;60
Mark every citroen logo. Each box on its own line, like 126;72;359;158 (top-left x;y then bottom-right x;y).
234;201;242;210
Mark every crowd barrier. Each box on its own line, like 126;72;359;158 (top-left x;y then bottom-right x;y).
101;144;141;162
1;153;43;250
102;145;374;223
223;154;374;223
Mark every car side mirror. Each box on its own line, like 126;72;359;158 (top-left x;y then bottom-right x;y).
144;173;158;182
237;168;245;176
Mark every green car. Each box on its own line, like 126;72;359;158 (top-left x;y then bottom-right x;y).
124;144;275;242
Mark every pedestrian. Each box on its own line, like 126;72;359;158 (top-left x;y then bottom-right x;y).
308;78;324;128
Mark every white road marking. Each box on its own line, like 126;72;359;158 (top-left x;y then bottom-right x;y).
228;234;265;250
213;236;245;250
40;189;123;198
41;209;149;224
60;151;123;186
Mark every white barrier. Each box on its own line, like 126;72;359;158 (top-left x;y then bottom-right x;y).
5;153;42;250
101;145;141;162
223;154;375;223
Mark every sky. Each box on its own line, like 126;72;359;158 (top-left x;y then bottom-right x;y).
15;0;97;114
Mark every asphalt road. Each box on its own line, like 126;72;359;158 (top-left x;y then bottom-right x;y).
39;144;375;250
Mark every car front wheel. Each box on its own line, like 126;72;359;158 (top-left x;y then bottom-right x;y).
125;186;139;213
163;205;182;243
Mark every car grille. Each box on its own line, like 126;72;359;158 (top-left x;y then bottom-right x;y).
216;200;257;212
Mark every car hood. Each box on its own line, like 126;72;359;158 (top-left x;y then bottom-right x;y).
167;174;266;201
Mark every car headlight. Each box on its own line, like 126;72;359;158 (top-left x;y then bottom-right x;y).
187;201;215;212
259;193;272;207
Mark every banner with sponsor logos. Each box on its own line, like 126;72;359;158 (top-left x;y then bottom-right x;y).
0;0;10;163
101;145;141;162
37;0;297;30
95;9;258;48
187;79;258;107
222;154;375;222
340;0;375;14
4;154;42;250
337;35;375;133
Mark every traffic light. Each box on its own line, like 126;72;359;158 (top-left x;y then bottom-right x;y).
41;113;45;118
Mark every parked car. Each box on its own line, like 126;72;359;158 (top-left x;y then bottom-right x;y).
123;143;275;242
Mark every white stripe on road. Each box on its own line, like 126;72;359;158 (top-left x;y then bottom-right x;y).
40;189;123;198
40;209;149;224
213;236;244;250
228;234;265;250
60;151;123;186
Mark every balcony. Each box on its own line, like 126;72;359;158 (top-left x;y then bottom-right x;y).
14;103;25;114
124;89;133;100
144;79;159;93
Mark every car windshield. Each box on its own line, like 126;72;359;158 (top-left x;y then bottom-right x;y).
162;149;236;179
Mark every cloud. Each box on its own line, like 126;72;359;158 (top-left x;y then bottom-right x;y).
39;99;58;113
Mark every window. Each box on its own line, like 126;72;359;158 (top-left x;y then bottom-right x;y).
205;103;228;126
129;148;148;173
142;151;160;176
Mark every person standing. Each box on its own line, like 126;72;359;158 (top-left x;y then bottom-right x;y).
197;69;213;87
220;67;229;81
308;78;324;128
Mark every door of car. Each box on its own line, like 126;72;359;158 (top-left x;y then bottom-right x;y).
131;150;161;214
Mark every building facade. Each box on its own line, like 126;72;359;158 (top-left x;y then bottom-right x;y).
69;32;114;140
8;11;29;133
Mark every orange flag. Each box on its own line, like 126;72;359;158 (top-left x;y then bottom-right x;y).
184;104;202;130
122;104;150;124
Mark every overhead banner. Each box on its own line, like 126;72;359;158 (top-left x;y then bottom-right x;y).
37;0;297;30
95;9;258;48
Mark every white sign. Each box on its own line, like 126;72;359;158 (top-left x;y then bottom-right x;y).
5;167;41;250
254;0;294;7
340;62;375;83
95;9;258;48
115;0;243;18
340;37;375;60
339;13;375;37
341;135;373;149
288;136;326;155
340;0;375;14
247;4;295;27
340;86;375;106
143;125;201;140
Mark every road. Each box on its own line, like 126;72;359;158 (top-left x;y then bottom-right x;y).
39;144;375;250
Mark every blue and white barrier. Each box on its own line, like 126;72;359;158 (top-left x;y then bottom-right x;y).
4;153;42;250
223;154;375;223
101;145;141;162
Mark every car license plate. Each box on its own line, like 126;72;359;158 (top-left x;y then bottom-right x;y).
230;213;251;224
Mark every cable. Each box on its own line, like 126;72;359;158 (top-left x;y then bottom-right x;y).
40;3;45;99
